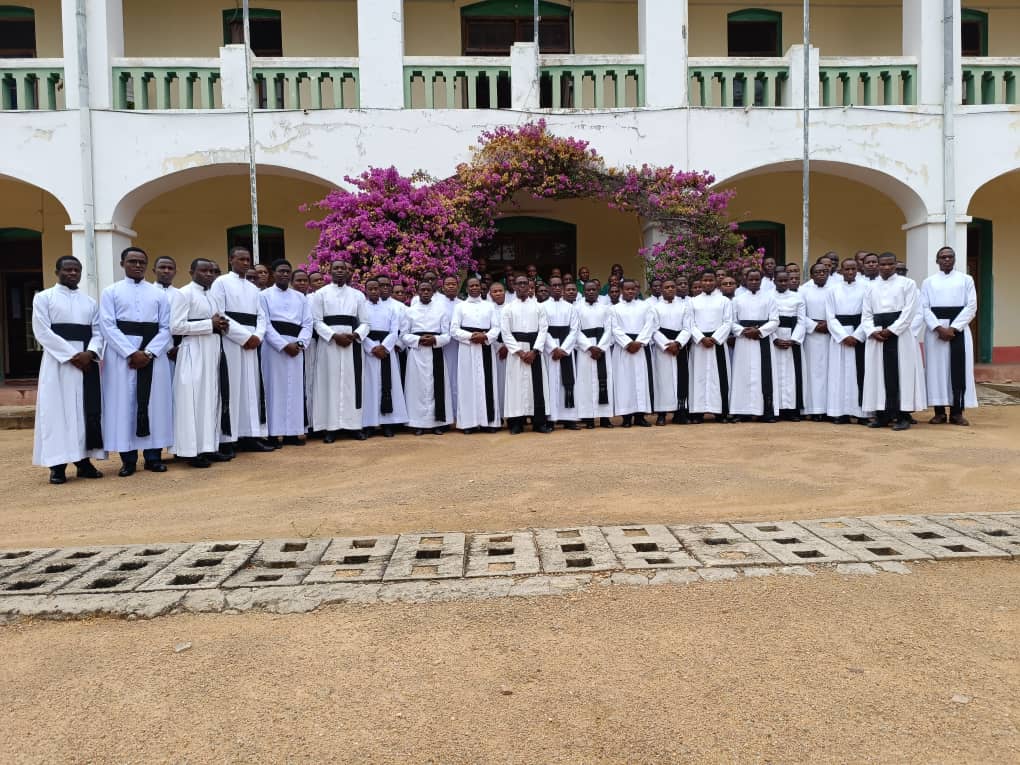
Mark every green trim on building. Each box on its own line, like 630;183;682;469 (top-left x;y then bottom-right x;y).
728;8;782;55
962;8;989;57
969;217;993;363
222;7;281;44
0;6;34;19
461;0;570;18
0;227;40;242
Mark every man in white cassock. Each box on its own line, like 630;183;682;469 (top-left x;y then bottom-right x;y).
921;246;978;426
437;275;461;412
799;263;832;421
574;280;615;429
773;270;808;421
825;258;869;423
651;279;691;425
862;253;926;430
100;247;173;476
501;275;552;434
362;277;407;437
171;258;231;467
211;246;272;455
379;275;409;398
402;281;453;435
260;259;313;446
542;276;580;429
487;281;510;410
687;271;733;423
153;256;182;370
729;269;780;422
611;279;656;427
309;260;370;442
451;277;501;433
32;256;105;484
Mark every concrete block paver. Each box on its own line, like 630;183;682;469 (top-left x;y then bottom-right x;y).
137;541;259;591
465;532;540;577
382;532;465;581
864;515;1011;560
0;548;56;578
0;546;121;595
223;538;330;588
534;526;618;573
925;515;1020;557
670;523;778;567
304;535;398;583
602;524;700;569
60;544;192;593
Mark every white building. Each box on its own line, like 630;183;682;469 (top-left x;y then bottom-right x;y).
0;0;1017;381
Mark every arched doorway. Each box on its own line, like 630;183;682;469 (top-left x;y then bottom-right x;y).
0;227;42;378
478;216;577;279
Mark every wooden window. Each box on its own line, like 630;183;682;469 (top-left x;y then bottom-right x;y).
461;1;571;56
961;9;988;57
222;8;282;56
727;9;781;57
226;224;286;264
0;6;35;58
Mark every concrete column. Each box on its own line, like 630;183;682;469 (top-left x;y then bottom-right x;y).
903;0;960;106
219;45;250;110
357;0;404;109
61;0;125;109
639;0;686;108
66;222;136;298
787;45;820;108
903;218;969;286
510;43;539;110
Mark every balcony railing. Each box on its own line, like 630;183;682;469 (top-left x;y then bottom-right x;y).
962;58;1019;105
540;55;645;108
113;59;221;109
689;58;789;107
403;57;511;109
0;59;64;110
819;58;917;106
251;58;359;109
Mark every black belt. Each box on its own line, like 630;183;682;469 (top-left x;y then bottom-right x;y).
778;315;798;329
932;306;967;410
367;330;394;415
581;327;609;405
835;313;861;328
872;312;901;415
511;331;547;423
271;320;301;337
51;323;103;450
548;325;575;409
413;331;445;421
737;320;773;414
460;326;496;423
116;320;159;438
323;314;362;410
659;327;688;411
777;314;803;406
224;310;266;426
834;314;865;405
626;333;654;412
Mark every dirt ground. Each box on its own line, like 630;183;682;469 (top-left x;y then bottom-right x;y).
2;406;1019;550
1;560;1017;764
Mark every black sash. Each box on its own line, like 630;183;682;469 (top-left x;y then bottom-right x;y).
932;306;967;410
836;314;865;406
626;333;654;411
225;310;267;425
413;331;446;421
548;325;575;409
460;326;496;424
659;327;689;411
368;329;394;415
737;320;774;415
51;323;103;450
778;315;798;329
271;320;301;337
581;327;609;406
873;311;902;415
116;320;159;438
776;314;804;410
323;314;363;410
511;331;546;421
715;343;730;417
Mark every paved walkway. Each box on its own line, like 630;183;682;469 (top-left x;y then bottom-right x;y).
1;511;1017;623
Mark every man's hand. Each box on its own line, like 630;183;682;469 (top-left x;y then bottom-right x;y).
814;320;829;334
419;334;435;348
212;314;229;334
283;342;301;358
665;341;680;357
243;335;261;350
869;330;886;342
497;345;508;360
167;346;179;363
935;326;956;342
470;332;487;345
774;338;791;350
742;327;761;340
69;351;93;371
552;347;567;361
127;350;151;369
371;345;389;359
626;341;642;354
334;332;355;348
700;337;716;349
841;336;859;347
588;347;603;361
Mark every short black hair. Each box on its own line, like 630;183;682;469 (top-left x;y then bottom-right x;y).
190;257;214;271
292;268;308;277
878;252;897;263
154;255;176;267
270;258;292;272
120;246;147;262
55;255;81;271
228;245;251;260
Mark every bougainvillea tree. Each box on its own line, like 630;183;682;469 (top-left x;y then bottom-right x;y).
302;120;759;287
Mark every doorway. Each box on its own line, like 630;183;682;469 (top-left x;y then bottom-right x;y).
0;228;43;379
966;218;993;363
478;216;576;281
737;220;786;265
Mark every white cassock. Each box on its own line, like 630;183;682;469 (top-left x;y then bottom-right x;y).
574;300;614;419
825;278;868;418
437;294;460;412
688;290;733;415
155;282;181;377
362;298;408;428
260;286;313;437
309;283;369;432
774;290;807;411
383;296;409;395
543;298;579;422
799;280;832;415
451;296;501;429
611;298;656;416
99;278;173;453
760;276;776;293
729;290;780;417
921;270;978;410
501;298;550;419
210;271;267;442
651;298;691;413
489;299;508;408
303;305;318;430
171;281;222;457
862;274;926;414
32;284;106;467
402;299;453;428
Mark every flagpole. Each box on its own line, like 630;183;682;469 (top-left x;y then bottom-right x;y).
242;0;260;264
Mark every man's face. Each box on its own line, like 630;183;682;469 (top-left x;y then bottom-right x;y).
746;271;762;292
122;251;148;281
662;280;676;300
677;278;689;298
443;277;459;299
584;283;598;303
309;272;325;291
578;267;590;281
895;262;908;276
879;257;897;279
611;264;624;279
650;279;662;297
811;265;828;287
763;257;776;276
489;283;505;305
936;248;956;273
378;277;392;299
154;258;176;286
292;271;310;294
549;277;563;300
245;269;258;285
841;260;857;282
365;281;380;302
392;284;407;304
863;255;879;277
273;264;291;289
255;264;271;289
230;249;252;276
700;274;716;293
192;260;217;290
57;259;82;289
331;261;351;285
526;265;538;279
690;281;702;297
564;283;577;303
620;282;637;301
720;277;737;297
422;271;437;287
536;284;550;302
514;277;530;300
775;271;790;292
786;263;800;280
418;282;433;304
466;279;481;299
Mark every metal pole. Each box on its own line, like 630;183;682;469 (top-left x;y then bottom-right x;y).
75;0;98;298
534;0;540;52
801;0;810;273
243;0;260;264
942;0;956;251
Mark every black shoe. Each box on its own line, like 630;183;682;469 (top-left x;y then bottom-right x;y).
655;414;667;426
533;424;553;434
144;461;168;473
74;461;103;479
762;417;779;424
563;422;580;430
482;426;500;433
349;430;368;441
867;419;887;429
281;436;305;446
907;416;918;425
509;423;523;435
671;413;687;425
634;416;652;427
892;418;911;431
190;456;211;468
462;427;478;435
49;467;67;485
118;463;137;477
413;428;425;436
621;415;633;428
262;438;281;450
218;445;236;460
857;417;871;426
431;427;446;436
323;432;337;444
600;418;614;429
203;452;232;462
583;419;595;429
239;439;275;453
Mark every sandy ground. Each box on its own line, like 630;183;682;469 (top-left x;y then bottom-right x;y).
1;560;1017;764
1;407;1019;549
